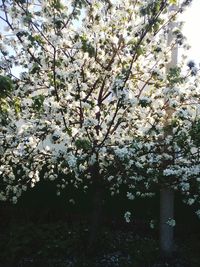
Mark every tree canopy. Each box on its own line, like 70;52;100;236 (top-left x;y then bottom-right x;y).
0;0;200;219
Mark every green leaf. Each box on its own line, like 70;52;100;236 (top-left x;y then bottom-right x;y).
169;0;177;4
23;12;33;24
80;36;95;57
0;98;9;113
14;97;21;115
190;119;200;147
32;95;45;111
51;0;65;10
30;63;41;74
167;67;184;86
139;98;151;108
0;75;14;98
75;139;92;151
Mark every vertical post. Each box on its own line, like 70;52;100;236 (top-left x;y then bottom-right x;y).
160;188;175;257
160;3;178;258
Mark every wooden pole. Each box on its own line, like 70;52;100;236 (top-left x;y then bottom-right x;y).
160;3;178;258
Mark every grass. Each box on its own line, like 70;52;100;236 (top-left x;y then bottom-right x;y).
0;219;199;267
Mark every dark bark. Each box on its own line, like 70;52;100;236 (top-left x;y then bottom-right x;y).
87;185;104;254
87;164;104;255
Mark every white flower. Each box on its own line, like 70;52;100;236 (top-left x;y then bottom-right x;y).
12;196;18;204
127;192;135;200
88;153;96;166
115;147;128;159
166;218;176;227
49;174;56;181
45;145;51;152
28;171;34;179
22;185;27;191
69;198;75;205
108;176;114;182
196;210;200;219
1;0;200;221
124;211;131;223
150;220;155;229
68;154;77;168
187;198;195;206
79;164;86;172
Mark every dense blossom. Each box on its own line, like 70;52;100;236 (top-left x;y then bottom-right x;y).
0;0;200;216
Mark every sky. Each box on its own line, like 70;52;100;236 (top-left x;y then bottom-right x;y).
180;0;200;64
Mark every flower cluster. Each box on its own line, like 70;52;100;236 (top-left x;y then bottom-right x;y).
0;0;199;217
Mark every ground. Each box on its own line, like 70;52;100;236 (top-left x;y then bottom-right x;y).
0;219;199;267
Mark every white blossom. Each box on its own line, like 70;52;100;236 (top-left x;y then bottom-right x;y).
166;218;176;227
124;211;131;223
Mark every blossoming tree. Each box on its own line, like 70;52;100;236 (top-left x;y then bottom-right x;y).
0;0;199;255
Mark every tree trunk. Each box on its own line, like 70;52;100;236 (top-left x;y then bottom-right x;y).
87;163;104;255
87;185;104;254
160;187;174;258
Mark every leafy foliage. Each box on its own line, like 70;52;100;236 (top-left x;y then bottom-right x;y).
0;75;13;98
